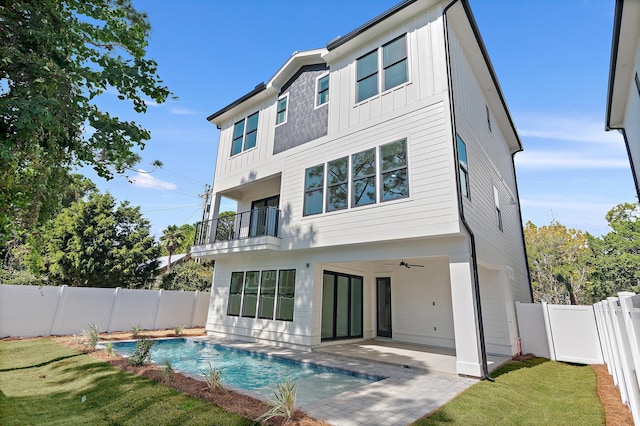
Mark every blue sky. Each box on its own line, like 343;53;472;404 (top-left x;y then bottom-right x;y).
84;0;636;238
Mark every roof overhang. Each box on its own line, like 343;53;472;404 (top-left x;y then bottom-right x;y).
445;0;522;153
207;49;327;126
606;0;640;130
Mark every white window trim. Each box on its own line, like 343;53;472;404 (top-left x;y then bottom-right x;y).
315;72;330;109
354;33;411;106
275;94;289;127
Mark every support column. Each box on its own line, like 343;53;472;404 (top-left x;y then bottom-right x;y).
449;257;483;377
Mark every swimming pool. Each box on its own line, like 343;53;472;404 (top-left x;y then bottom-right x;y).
108;338;382;405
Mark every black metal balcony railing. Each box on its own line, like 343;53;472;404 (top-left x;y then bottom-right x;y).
195;206;280;246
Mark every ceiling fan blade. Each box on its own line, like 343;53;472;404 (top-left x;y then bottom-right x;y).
406;264;425;267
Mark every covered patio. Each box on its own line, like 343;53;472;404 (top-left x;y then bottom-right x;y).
314;339;511;376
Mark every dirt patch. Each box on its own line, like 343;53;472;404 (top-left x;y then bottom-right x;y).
55;328;329;426
592;363;634;425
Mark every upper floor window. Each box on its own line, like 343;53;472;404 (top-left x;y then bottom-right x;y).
457;135;470;198
304;164;324;216
317;74;329;107
276;95;288;125
327;156;348;212
357;50;378;102
356;34;408;103
231;112;259;156
380;139;409;202
352;148;376;207
382;35;407;91
493;185;503;232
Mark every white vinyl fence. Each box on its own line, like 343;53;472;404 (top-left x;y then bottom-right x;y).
0;284;211;338
517;296;640;425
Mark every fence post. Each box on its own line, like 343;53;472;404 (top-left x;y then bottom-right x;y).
190;290;199;328
49;285;68;335
607;297;631;405
152;289;163;331
541;302;556;361
106;287;120;333
617;292;640;424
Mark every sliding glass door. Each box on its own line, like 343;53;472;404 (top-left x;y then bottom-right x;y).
321;271;363;341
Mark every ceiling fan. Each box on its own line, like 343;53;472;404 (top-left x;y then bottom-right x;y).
385;260;425;269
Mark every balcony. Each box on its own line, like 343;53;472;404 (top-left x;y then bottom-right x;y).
192;206;281;256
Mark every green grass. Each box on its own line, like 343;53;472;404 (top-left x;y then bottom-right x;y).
414;358;605;425
0;339;252;426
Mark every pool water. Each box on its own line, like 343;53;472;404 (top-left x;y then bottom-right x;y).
109;338;381;405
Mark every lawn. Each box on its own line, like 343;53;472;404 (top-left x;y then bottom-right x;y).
414;357;605;425
0;339;251;425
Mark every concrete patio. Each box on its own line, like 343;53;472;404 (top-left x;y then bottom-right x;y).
196;337;509;425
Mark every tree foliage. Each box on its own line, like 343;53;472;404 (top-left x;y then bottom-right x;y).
0;0;171;245
160;223;194;256
160;261;213;292
159;224;184;272
41;192;160;288
524;220;591;304
587;202;640;300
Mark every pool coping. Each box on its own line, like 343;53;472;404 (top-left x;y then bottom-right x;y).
101;336;478;425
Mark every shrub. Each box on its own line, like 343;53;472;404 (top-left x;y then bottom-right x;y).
131;323;143;337
103;342;115;356
161;359;174;383
174;325;184;336
201;362;226;393
256;378;297;423
80;323;100;350
128;338;155;366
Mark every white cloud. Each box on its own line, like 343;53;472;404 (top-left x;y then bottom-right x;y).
170;107;198;115
516;113;623;144
130;172;177;191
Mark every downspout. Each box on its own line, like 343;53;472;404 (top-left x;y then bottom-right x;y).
442;0;493;382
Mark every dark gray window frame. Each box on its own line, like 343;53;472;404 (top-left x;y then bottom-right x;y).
303;164;324;216
379;139;409;202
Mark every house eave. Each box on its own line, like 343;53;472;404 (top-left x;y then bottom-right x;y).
606;0;640;130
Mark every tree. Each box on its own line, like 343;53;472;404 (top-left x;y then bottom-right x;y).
215;211;237;241
588;202;640;300
160;223;195;256
0;0;171;246
524;220;592;304
41;192;160;288
160;225;185;272
160;261;213;292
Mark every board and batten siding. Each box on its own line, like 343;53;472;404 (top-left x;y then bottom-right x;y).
326;5;448;135
277;94;459;251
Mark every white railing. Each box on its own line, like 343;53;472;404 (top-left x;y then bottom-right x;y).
0;284;211;338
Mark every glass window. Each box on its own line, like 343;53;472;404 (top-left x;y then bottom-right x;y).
258;270;277;319
241;271;259;317
317;75;329;106
231;120;244;156
380;140;409;202
494;186;503;232
382;35;407;90
276;96;287;125
276;270;296;321
352;148;376;207
304;164;324;216
457;135;469;198
244;112;259;150
227;272;244;316
327;157;348;211
356;50;378;102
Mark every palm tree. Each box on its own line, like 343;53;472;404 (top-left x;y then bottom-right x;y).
160;225;185;272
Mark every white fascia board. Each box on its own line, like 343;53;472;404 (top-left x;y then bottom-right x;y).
268;48;328;89
608;0;640;129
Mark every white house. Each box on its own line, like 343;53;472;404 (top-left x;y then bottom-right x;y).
606;0;640;199
192;0;532;378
